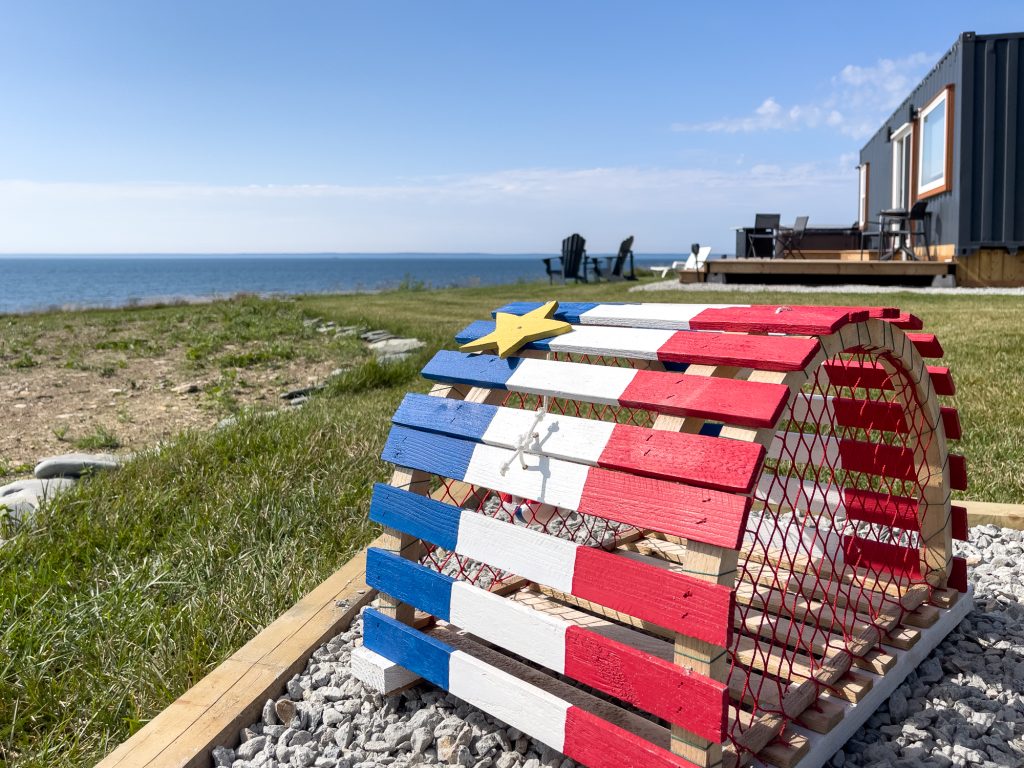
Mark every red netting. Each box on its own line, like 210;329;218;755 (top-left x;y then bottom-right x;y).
411;343;948;758
728;343;943;756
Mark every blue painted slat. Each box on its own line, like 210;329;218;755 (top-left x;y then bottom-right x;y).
369;483;462;551
366;548;454;621
392;393;497;442
362;609;452;689
381;426;476;482
421;350;518;389
491;301;602;323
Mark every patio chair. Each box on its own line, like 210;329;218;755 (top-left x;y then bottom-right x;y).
908;201;933;260
746;213;781;258
542;233;589;283
608;236;636;281
776;216;809;258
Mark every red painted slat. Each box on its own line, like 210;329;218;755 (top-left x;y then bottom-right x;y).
839;439;919;481
841;535;921;579
886;312;924;330
598;425;764;494
564;708;702;768
949;454;968;491
572;546;734;647
824;360;955;396
578;468;751;549
832;397;908;433
941;407;962;440
948;556;968;593
843;488;920;531
563;627;728;741
619;370;789;428
951;505;969;541
688;305;869;335
831;397;960;439
906;332;944;358
655;331;819;372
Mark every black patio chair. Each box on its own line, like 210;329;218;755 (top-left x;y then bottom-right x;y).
608;236;636;281
746;213;781;258
776;216;809;259
542;234;589;283
908;201;933;260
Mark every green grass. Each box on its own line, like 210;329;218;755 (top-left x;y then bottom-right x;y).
72;426;121;451
0;280;1022;766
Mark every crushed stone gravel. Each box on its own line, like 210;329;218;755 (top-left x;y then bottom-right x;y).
215;525;1024;768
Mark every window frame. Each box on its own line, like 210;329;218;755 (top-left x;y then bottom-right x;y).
891;122;913;209
858;162;870;228
916;85;954;199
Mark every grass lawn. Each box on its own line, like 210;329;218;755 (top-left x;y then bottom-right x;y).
0;280;1021;766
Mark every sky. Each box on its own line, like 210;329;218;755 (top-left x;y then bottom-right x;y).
1;2;1021;254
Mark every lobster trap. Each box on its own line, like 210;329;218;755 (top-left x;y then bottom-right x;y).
354;302;972;768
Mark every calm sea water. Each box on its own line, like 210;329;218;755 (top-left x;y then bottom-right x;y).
0;254;669;315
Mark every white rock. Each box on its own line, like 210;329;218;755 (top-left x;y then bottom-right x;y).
34;452;120;479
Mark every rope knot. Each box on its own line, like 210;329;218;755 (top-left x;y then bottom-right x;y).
500;395;552;475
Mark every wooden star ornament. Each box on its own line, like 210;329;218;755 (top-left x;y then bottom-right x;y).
459;300;572;358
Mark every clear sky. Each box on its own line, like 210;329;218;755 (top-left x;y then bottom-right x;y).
1;2;1020;254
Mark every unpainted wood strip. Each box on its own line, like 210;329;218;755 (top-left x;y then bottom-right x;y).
95;540;379;768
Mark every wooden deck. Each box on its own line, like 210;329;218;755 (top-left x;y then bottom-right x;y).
703;258;954;286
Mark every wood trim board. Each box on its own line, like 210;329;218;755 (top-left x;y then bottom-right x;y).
93;538;383;768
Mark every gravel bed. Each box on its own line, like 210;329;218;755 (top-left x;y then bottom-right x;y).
212;526;1024;768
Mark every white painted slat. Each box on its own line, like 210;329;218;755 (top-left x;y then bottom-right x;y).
455;510;579;594
755;472;844;515
577;303;745;330
463;443;590;511
789;393;835;424
543;325;674;359
448;650;570;752
769;430;841;466
449;582;568;674
481;408;616;465
505;357;634;404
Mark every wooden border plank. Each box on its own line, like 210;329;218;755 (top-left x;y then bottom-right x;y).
94;539;382;768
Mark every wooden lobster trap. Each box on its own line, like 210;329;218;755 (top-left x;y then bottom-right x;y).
352;301;972;768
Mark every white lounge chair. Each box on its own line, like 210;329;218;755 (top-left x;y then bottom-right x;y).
650;245;712;279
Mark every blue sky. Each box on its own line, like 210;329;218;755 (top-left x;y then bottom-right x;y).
1;2;1020;253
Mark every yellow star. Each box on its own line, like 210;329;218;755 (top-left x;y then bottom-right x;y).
460;301;572;358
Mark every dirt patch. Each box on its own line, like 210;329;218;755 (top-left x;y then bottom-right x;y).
0;299;362;477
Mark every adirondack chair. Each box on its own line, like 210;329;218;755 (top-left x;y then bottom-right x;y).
543;234;590;284
354;301;970;768
608;236;636;281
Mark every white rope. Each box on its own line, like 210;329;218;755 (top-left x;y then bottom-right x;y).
499;395;552;475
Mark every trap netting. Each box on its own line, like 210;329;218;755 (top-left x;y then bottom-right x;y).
362;304;967;768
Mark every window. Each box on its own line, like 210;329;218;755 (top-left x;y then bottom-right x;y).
858;163;869;228
891;123;912;209
916;86;953;198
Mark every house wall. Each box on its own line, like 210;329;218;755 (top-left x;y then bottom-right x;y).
959;33;1024;255
859;38;964;251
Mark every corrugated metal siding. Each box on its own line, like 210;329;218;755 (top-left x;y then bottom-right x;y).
960;33;1024;253
858;39;963;249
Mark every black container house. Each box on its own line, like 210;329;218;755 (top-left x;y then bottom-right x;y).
858;31;1024;259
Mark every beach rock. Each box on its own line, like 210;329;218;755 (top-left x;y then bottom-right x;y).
367;337;424;356
359;330;393;342
34;452;120;479
171;382;202;394
0;477;77;522
281;385;323;400
211;745;234;766
376;353;411;365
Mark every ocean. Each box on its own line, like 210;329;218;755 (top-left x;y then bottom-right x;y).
0;254;670;315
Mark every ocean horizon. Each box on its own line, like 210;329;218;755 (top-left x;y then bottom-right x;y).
0;253;675;315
